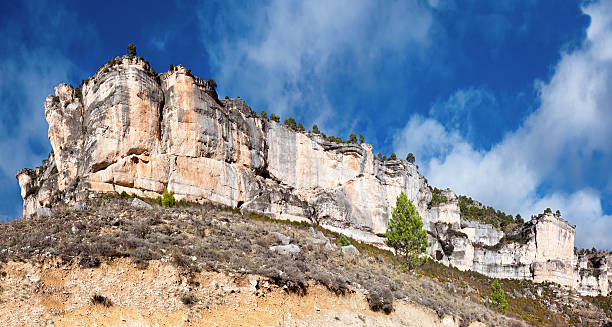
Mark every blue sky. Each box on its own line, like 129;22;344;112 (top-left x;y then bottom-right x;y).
1;0;611;249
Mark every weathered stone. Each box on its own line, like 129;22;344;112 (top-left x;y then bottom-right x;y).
270;232;290;245
35;207;53;217
131;198;152;209
269;244;300;255
341;245;360;256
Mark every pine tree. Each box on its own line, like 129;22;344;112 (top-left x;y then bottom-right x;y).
406;153;415;163
390;152;397;160
283;117;297;130
488;280;508;312
359;134;365;144
270;113;280;123
127;43;137;56
260;110;268;120
312;124;320;134
385;192;429;270
349;133;358;144
297;122;305;132
515;214;524;224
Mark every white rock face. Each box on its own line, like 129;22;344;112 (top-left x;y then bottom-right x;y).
16;56;608;296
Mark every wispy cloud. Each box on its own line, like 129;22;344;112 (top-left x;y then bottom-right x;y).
394;0;612;249
199;0;434;134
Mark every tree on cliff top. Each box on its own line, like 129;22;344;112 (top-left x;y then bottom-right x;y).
406;153;415;163
312;124;320;134
127;43;137;57
205;78;217;89
385;192;429;270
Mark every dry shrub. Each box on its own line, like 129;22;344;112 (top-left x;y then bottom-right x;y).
91;294;113;307
367;286;394;314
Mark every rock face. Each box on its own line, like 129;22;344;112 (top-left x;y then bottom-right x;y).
16;55;610;296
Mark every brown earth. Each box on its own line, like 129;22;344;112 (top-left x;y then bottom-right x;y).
0;258;484;327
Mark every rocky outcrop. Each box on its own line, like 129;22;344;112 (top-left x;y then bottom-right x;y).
16;55;610;296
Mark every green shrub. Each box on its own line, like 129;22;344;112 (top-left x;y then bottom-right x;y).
157;189;175;207
297;122;305;132
349;133;358;144
389;152;397;160
359;134;365;144
488;280;508;312
270;113;280;123
406;153;415;163
260;110;268;120
337;234;350;246
385;192;429;270
169;64;174;71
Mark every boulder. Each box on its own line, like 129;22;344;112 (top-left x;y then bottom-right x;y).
269;244;301;255
270;232;290;245
341;245;360;256
131;198;152;209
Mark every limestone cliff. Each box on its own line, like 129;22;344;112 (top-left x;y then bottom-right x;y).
16;55;610;296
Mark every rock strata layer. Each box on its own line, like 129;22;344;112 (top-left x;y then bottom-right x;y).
17;55;610;296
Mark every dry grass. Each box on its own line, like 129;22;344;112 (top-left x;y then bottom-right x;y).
0;196;609;326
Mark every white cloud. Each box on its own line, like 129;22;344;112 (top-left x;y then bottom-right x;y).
201;0;433;132
394;0;612;249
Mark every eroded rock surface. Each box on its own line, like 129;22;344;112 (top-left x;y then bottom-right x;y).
16;55;610;296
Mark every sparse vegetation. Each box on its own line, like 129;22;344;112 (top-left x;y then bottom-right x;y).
181;294;199;306
91;294;113;307
458;195;520;229
385;192;428;270
269;113;280;123
428;187;448;209
74;87;82;99
0;195;607;325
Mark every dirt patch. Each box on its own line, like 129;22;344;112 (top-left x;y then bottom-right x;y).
1;259;473;327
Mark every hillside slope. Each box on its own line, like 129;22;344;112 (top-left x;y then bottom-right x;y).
1;197;610;326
